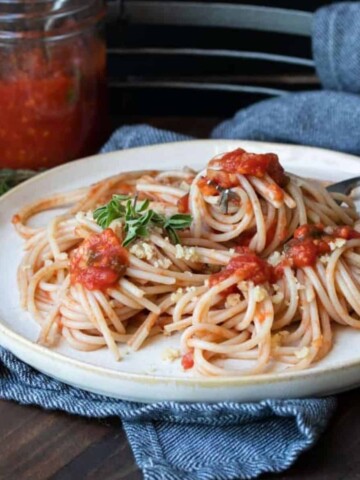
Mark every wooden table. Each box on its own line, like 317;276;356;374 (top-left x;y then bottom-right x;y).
1;116;359;480
2;388;360;480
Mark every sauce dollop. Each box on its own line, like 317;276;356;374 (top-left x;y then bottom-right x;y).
283;224;332;269
177;193;190;213
333;225;360;240
197;176;220;196
208;148;289;187
70;229;129;291
210;248;274;287
181;352;194;370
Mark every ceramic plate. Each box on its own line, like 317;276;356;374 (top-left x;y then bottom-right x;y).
1;140;360;403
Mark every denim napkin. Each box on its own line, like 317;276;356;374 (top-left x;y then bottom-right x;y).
313;2;360;94
0;350;336;480
1;2;360;479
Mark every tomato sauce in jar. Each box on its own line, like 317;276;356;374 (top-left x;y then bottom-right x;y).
0;1;108;169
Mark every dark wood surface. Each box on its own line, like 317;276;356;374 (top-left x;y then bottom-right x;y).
3;387;360;480
2;115;360;480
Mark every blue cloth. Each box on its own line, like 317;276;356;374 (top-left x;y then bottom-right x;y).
212;90;360;155
313;2;360;94
1;2;359;479
0;349;336;480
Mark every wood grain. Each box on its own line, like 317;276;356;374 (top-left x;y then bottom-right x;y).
0;400;140;480
2;390;360;480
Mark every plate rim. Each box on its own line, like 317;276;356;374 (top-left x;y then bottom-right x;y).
2;138;360;389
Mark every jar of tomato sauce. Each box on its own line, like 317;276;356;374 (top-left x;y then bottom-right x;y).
0;0;108;169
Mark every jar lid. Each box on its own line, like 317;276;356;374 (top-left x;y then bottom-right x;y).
0;0;105;41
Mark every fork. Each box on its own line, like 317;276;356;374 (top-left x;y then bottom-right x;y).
326;177;360;195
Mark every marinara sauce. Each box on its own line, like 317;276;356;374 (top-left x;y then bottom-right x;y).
0;1;108;169
70;229;129;291
276;224;360;276
181;352;194;370
332;225;360;240
177;193;190;213
209;248;275;288
198;148;289;197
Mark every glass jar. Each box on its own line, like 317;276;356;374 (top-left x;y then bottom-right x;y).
0;0;108;169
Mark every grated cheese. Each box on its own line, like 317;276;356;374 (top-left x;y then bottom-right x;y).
271;291;284;305
253;285;268;302
175;244;199;261
161;348;180;362
320;254;330;264
153;258;172;269
329;238;346;251
186;286;197;293
130;242;155;261
109;219;123;236
171;288;184;302
267;251;282;267
295;346;310;359
237;281;248;292
225;293;241;308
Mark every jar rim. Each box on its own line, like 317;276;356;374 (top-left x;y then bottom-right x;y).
0;0;106;41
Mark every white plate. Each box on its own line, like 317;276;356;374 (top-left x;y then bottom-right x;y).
1;139;360;403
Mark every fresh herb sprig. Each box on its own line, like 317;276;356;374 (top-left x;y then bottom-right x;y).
93;195;192;247
92;194;130;229
0;168;39;196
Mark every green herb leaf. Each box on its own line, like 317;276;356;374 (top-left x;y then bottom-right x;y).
93;195;130;228
93;194;193;247
164;214;193;229
0;168;39;197
163;214;192;244
0;179;10;195
166;226;180;245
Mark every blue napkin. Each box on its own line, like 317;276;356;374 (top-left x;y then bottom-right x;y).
1;2;360;479
313;2;360;94
0;350;335;480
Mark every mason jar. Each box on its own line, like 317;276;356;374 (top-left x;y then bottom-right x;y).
0;0;108;169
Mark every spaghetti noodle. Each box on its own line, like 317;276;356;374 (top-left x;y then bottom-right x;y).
13;147;360;376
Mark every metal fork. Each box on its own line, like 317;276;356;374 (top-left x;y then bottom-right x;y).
326;177;360;195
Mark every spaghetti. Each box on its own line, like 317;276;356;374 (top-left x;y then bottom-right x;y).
13;147;360;376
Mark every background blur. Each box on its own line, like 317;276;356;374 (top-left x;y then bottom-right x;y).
106;0;333;135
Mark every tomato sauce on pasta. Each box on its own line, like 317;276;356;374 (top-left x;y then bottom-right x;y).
13;148;360;375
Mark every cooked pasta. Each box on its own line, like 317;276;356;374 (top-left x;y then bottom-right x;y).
13;147;360;376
